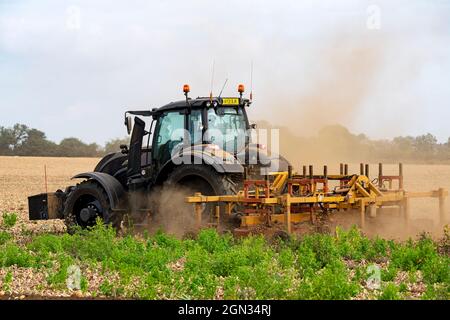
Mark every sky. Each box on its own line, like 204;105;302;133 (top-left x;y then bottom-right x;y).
0;0;449;145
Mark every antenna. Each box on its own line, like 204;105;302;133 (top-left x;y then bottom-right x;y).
250;61;253;101
210;60;215;102
218;78;228;98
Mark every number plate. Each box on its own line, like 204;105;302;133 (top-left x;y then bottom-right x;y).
222;98;239;105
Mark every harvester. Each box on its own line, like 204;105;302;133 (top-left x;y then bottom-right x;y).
28;84;289;232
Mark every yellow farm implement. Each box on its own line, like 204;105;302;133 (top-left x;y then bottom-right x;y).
185;163;448;235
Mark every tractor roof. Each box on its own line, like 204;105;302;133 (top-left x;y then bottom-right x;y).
126;97;251;118
154;97;250;113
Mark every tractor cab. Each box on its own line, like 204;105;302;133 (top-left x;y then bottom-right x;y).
123;84;255;186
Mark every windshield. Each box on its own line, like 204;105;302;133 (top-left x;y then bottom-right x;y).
207;107;247;153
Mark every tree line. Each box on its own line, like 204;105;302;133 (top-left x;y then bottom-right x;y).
0;123;128;157
1;122;450;163
258;121;450;164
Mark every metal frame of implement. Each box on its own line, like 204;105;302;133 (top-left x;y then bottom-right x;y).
185;163;448;234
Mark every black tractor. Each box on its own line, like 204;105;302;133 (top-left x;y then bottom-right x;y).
28;84;290;232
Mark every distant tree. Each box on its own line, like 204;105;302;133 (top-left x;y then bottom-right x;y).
1;122;450;162
0;124;29;154
15;128;58;156
392;136;415;159
414;133;437;155
58;138;100;157
104;137;130;155
0;126;15;155
11;124;29;148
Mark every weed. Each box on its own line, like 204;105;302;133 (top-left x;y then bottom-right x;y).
378;283;401;300
297;260;359;299
1;212;17;229
2;271;13;292
0;231;11;245
421;283;449;300
0;243;34;267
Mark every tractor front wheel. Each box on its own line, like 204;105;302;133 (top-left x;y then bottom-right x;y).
63;180;122;234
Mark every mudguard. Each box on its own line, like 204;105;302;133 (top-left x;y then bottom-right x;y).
165;151;244;174
72;172;127;211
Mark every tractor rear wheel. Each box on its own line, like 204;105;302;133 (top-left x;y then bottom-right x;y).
167;164;238;196
63;180;122;234
164;165;240;229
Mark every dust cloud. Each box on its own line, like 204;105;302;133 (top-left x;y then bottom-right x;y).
329;208;446;241
145;184;198;238
252;33;386;165
134;30;447;240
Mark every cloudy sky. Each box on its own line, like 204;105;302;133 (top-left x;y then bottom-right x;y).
1;0;449;144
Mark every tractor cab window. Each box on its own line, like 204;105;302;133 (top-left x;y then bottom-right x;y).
189;109;203;145
154;111;185;164
206;107;247;153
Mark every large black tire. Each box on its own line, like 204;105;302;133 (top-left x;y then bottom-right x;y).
154;165;240;231
63;180;122;234
167;165;238;196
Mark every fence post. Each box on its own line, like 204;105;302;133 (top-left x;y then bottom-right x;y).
194;192;202;229
378;163;383;188
360;199;366;230
285;194;291;234
403;196;410;232
439;188;446;226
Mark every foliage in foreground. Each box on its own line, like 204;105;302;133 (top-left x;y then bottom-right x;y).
0;221;449;300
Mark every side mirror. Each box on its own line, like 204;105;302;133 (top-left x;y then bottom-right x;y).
125;116;133;135
120;144;129;154
250;123;257;129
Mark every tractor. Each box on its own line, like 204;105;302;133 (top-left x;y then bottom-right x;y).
28;84;290;232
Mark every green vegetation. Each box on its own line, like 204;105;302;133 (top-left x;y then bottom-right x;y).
0;220;448;299
1;212;17;229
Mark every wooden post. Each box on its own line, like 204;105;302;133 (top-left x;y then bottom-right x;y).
288;165;292;179
344;164;348;175
378;163;383;188
369;204;377;218
365;164;369;178
194;192;202;229
360;199;366;230
403;196;410;231
285;194;291;234
309;165;313;179
302;165;307;178
360;163;364;175
215;205;220;226
226;203;232;216
399;163;404;190
438;188;446;226
340;163;343;175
